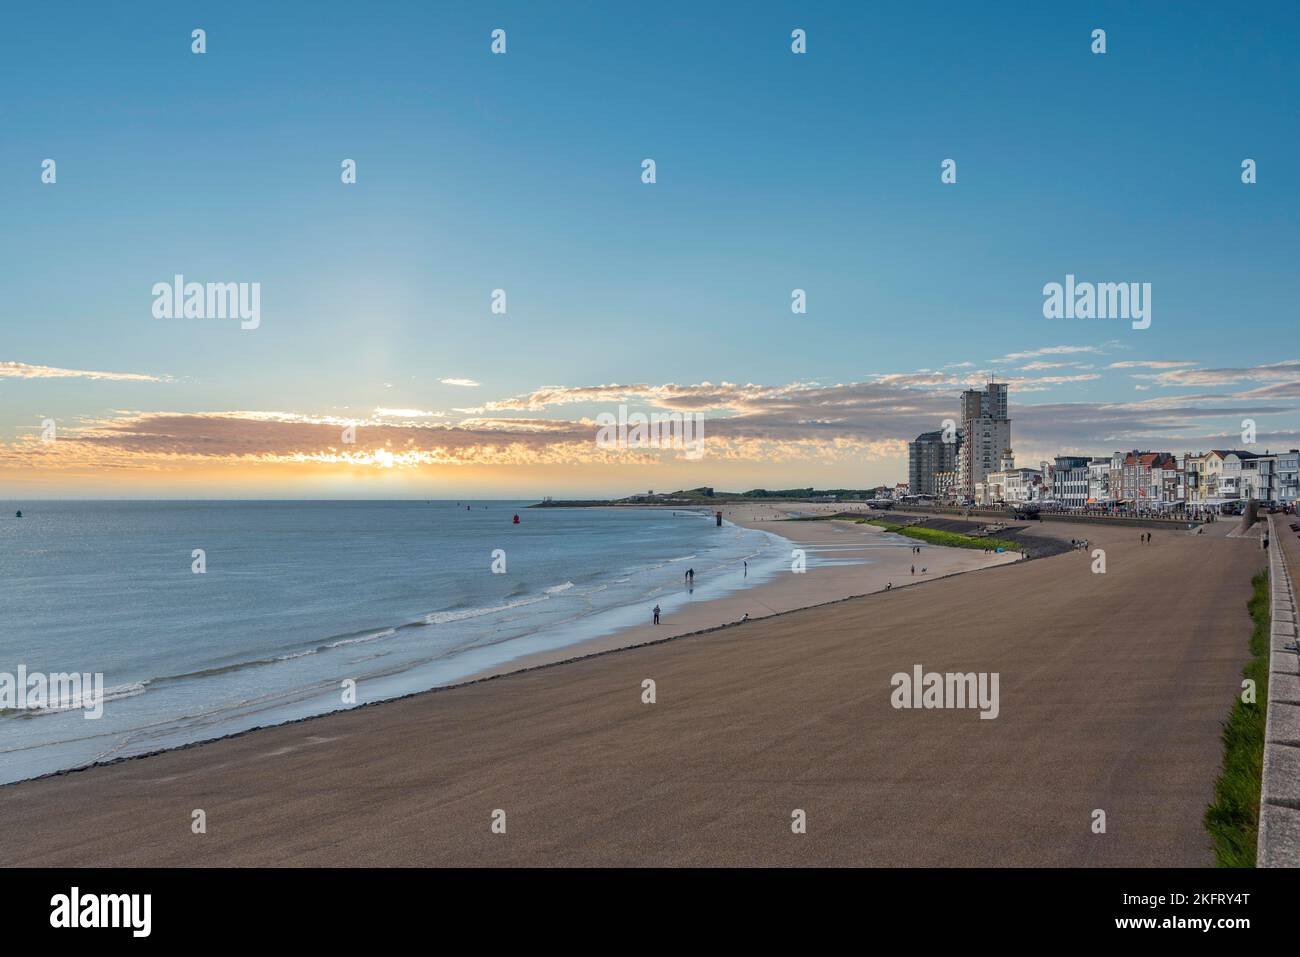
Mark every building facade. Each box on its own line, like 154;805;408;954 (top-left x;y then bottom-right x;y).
1276;451;1300;504
957;382;1010;501
908;429;958;497
976;467;1042;505
1119;451;1180;506
1087;456;1116;504
1051;455;1092;508
934;469;959;502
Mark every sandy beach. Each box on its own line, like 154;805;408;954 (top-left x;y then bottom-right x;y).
0;514;1264;867
466;503;1024;681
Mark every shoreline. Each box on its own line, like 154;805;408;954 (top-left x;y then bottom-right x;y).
0;551;991;791
0;516;1260;866
0;502;1019;790
462;502;1021;682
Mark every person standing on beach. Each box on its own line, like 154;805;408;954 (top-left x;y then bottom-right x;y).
653;605;660;625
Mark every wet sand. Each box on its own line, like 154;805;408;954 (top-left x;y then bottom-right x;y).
467;503;1021;681
0;515;1263;867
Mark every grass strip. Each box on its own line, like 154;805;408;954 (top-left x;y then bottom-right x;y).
1204;570;1270;867
858;519;1023;553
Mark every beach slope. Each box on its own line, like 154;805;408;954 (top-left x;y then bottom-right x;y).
0;520;1261;866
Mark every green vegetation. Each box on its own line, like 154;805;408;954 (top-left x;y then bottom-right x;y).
1204;571;1271;867
859;519;1021;552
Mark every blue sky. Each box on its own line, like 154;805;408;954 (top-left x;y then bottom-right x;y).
2;1;1298;497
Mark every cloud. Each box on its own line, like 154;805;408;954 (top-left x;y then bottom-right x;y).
439;378;481;388
1143;360;1300;388
374;408;447;418
7;366;1299;477
992;343;1118;364
1108;360;1198;370
0;361;166;382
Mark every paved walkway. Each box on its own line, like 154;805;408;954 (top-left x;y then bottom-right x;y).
1261;515;1300;866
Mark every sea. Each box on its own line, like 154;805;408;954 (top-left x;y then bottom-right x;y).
0;500;800;784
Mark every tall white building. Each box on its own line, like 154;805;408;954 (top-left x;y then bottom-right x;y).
957;382;1010;500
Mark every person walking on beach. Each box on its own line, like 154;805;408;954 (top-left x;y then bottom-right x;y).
653;604;660;625
911;564;915;575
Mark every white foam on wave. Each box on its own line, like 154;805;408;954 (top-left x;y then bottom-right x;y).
324;627;397;649
424;595;548;625
9;680;148;715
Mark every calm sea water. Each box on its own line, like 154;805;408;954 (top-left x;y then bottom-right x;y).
0;501;794;783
